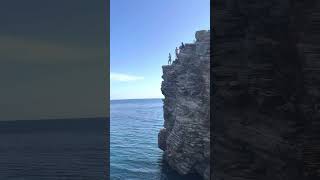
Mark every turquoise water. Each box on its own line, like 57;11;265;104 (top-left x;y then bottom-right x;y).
110;99;202;180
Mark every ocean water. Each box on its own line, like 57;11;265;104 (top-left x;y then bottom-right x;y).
0;99;202;180
110;98;201;180
0;118;108;180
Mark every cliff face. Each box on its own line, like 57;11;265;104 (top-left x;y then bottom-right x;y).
213;0;320;180
158;30;210;179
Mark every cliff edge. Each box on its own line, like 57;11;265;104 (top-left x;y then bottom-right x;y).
158;30;210;179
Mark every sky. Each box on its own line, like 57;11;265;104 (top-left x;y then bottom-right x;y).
110;0;210;100
0;0;109;120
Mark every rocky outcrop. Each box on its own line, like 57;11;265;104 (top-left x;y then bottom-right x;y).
158;30;210;179
213;0;320;180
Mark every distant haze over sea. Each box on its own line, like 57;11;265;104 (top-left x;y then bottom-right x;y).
110;97;163;101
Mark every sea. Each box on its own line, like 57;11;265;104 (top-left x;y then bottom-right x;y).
0;118;108;180
0;99;201;180
110;98;201;180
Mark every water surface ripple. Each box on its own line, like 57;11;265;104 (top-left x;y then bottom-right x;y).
110;99;201;180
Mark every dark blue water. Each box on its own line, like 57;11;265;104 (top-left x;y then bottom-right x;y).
0;100;202;180
0;118;108;180
110;99;201;180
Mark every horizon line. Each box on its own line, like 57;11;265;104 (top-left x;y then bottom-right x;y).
110;97;163;101
0;116;109;122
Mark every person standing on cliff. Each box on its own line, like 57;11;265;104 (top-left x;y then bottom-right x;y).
168;53;172;65
175;47;179;60
180;42;185;49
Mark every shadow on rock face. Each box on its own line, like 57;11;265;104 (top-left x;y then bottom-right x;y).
158;155;203;180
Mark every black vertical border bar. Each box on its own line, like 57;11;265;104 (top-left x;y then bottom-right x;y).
210;0;214;179
104;0;110;179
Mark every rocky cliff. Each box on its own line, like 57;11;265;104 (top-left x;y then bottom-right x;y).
158;30;210;179
213;0;320;180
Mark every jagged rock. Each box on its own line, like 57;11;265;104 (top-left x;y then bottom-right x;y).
158;30;210;180
158;128;167;151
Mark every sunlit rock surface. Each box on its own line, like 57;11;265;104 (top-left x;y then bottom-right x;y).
158;30;210;180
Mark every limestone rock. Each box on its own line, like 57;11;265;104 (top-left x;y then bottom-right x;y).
158;30;210;179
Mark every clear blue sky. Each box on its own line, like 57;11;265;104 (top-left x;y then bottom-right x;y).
111;0;210;100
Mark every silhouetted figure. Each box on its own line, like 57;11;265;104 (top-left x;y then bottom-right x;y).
181;42;185;49
168;53;172;65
